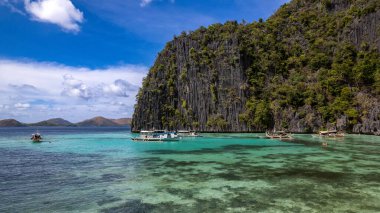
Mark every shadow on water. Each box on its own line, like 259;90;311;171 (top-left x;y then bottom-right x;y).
145;143;304;155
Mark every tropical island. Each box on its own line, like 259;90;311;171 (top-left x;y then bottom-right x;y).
1;0;380;212
132;0;380;135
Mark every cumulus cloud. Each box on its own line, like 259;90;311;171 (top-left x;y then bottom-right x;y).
102;79;139;97
24;0;84;32
0;59;146;93
62;74;92;100
0;58;147;122
61;75;139;100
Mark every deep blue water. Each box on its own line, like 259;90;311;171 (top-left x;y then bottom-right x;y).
0;127;379;212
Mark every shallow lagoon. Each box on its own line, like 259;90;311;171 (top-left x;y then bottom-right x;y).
0;127;379;212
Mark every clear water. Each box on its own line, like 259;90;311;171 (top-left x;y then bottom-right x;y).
0;127;379;212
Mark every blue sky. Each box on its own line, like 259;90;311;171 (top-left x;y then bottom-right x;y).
0;0;289;122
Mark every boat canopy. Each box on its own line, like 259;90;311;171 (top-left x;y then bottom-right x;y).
140;130;167;135
320;130;337;134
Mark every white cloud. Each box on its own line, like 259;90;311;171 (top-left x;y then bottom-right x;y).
14;103;31;109
0;59;146;94
62;74;92;100
0;59;148;122
9;84;40;94
24;0;84;32
102;79;139;97
61;75;140;100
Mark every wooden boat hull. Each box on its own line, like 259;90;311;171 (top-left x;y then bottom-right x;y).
319;134;345;137
266;136;293;139
319;130;345;137
132;137;179;142
265;132;292;139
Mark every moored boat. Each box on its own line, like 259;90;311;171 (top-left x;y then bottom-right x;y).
31;133;42;143
266;130;292;139
177;130;202;137
319;130;345;137
132;130;179;142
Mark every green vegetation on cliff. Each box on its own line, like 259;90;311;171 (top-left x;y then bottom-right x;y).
132;0;380;134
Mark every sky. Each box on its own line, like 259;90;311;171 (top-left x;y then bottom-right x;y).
0;0;289;123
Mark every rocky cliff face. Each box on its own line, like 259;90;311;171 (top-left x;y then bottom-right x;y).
133;26;250;132
132;0;380;135
341;5;380;51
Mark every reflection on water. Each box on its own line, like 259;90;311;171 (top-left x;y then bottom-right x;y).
0;127;379;212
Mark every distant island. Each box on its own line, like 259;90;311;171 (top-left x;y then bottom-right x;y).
0;117;131;127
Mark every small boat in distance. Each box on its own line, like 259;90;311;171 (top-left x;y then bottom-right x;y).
266;130;292;139
177;130;202;137
319;130;345;137
132;130;179;142
31;133;42;143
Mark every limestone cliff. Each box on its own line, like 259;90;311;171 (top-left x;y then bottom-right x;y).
132;0;380;134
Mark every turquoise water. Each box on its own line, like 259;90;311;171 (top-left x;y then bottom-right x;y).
0;127;380;212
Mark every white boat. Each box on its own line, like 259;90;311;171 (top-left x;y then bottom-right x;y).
177;130;202;137
132;130;179;142
31;133;42;142
319;130;345;137
266;130;292;139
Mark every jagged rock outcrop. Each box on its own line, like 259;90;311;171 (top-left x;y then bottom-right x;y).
352;93;380;135
132;0;380;134
133;28;250;132
341;8;380;51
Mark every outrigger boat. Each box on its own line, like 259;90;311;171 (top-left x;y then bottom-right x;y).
266;130;292;139
177;130;202;137
132;130;179;142
31;133;42;143
319;130;345;137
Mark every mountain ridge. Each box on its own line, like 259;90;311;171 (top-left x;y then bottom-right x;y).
0;117;132;127
28;118;74;126
76;116;120;127
0;119;26;127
